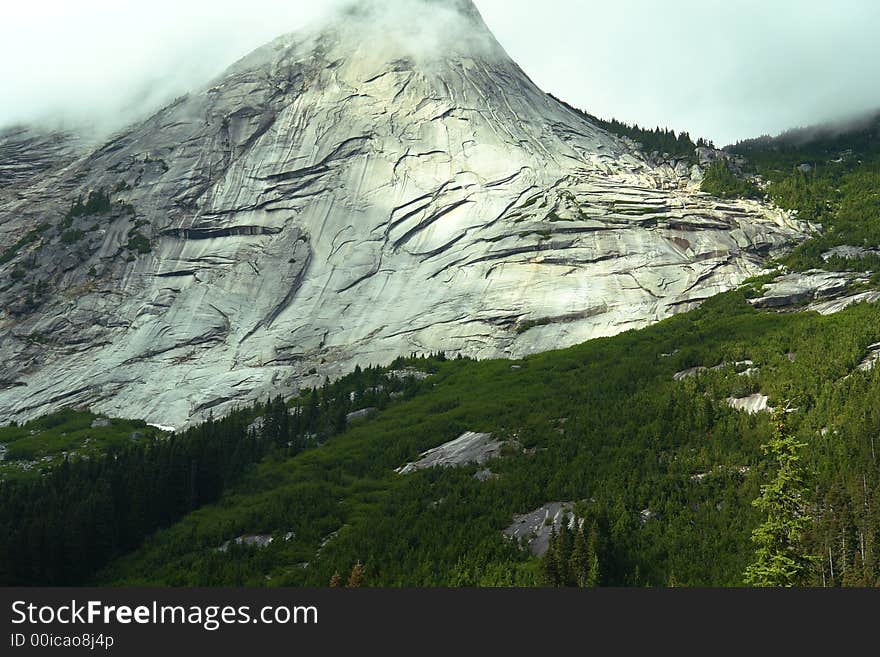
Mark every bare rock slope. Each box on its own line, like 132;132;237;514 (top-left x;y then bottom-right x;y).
0;0;810;427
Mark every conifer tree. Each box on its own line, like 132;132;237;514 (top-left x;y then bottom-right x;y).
569;521;590;587
586;523;601;587
555;514;572;586
744;410;816;587
540;526;560;586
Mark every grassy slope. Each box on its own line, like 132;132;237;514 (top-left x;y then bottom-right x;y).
0;409;167;481
98;292;880;587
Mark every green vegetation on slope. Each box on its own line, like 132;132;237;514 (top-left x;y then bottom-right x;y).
76;292;880;588
720;112;880;272
550;94;708;163
0;409;168;481
0;223;50;266
3;112;880;589
700;160;761;200
65;189;113;221
773;161;880;272
0;363;441;585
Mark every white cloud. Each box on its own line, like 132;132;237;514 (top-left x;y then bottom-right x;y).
476;0;880;145
0;0;340;135
1;0;878;145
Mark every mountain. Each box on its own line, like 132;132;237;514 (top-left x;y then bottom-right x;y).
0;0;810;428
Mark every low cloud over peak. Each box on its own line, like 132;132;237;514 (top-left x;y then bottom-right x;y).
2;0;879;146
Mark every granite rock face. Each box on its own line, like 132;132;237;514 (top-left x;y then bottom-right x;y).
822;245;880;261
859;343;880;372
0;0;811;427
748;270;880;315
749;270;862;309
396;431;502;474
503;501;578;557
727;394;771;415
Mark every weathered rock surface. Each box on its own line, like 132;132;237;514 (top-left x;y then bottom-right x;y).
503;501;577;557
673;360;754;380
0;127;89;189
809;291;880;316
749;270;860;309
216;531;295;553
474;468;496;482
0;0;811;427
727;394;771;414
639;508;659;525
859;343;880;372
345;407;376;423
822;245;880;261
748;269;880;316
673;366;708;381
396;431;501;474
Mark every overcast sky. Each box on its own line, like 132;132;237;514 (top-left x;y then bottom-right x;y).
1;0;879;146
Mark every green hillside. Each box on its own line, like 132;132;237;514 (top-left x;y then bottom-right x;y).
719;112;880;273
96;293;880;587
4;290;876;587
3;114;880;588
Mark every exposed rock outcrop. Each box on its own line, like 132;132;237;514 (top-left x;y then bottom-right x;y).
503;501;578;557
859;343;880;372
822;245;880;261
216;532;295;553
345;407;377;423
749;270;859;309
727;394;771;414
396;431;501;474
0;0;811;427
748;270;880;316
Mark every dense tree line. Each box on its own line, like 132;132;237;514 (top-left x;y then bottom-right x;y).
0;408;273;585
700;160;762;200
539;514;603;587
73;293;880;588
549;94;708;162
717;112;880;273
0;359;440;585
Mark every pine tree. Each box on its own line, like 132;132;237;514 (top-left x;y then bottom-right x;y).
569;521;590;587
540;526;560;586
744;410;816;587
329;571;342;587
586;522;601;587
555;514;572;586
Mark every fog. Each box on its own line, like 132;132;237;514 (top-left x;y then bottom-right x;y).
1;0;878;145
478;0;880;146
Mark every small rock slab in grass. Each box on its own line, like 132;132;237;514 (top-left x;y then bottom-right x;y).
396;431;502;474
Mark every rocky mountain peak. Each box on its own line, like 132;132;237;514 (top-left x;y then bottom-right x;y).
0;5;810;428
